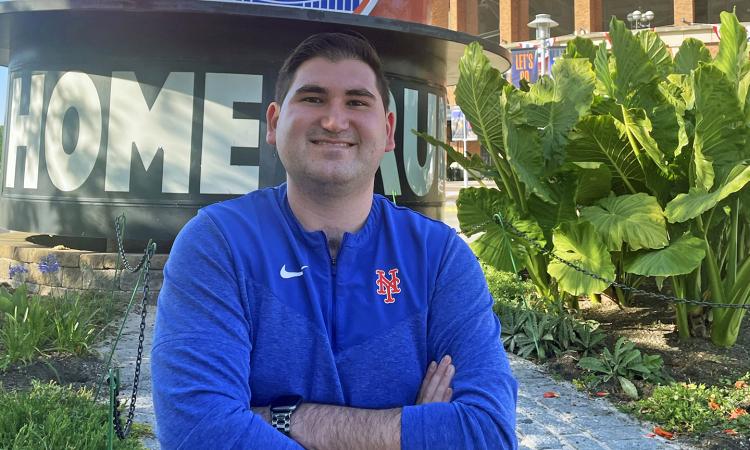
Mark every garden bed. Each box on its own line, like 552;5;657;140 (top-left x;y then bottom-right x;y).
545;294;750;450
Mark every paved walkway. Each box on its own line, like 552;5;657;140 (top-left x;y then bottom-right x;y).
96;181;691;449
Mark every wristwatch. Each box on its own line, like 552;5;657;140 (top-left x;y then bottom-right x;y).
270;395;303;435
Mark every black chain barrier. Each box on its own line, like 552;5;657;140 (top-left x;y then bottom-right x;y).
465;215;750;311
109;215;157;440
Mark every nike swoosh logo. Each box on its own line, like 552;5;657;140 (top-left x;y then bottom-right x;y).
280;265;309;279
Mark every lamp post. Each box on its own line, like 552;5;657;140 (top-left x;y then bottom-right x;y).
528;13;558;77
627;9;654;30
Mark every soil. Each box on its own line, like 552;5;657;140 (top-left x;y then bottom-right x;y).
0;353;106;392
544;293;750;450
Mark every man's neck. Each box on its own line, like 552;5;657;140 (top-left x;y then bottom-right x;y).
286;180;374;257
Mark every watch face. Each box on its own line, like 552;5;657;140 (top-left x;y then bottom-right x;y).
270;395;303;411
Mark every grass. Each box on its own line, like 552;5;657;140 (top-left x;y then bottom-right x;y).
0;285;124;369
0;380;148;449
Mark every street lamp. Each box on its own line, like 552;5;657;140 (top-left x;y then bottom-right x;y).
627;9;654;30
528;13;558;76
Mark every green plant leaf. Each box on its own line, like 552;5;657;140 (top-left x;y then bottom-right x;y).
524;58;596;167
674;38;711;75
624;234;706;276
456;187;543;272
619;107;668;171
572;164;612;205
580;193;668;251
528;173;578;237
713;10;748;87
638;30;673;78
618;376;640;399
566;115;644;194
455;186;506;237
414;131;495;179
455;42;506;159
608;16;657;103
578;356;608;374
649;103;686;160
500;89;553;202
563;36;597;64
665;164;750;223
692;65;747;190
548;221;615;295
594;41;615;98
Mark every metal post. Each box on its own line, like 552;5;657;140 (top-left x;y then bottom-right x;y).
462;135;469;187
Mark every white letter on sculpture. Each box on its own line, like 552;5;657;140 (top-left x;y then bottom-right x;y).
5;74;44;188
106;72;194;193
45;72;102;191
378;90;401;196
200;73;262;195
402;89;437;197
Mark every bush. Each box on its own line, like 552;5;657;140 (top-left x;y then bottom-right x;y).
578;337;670;399
482;264;536;306
633;376;750;435
0;380;147;449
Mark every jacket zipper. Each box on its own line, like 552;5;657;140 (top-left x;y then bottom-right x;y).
331;255;337;352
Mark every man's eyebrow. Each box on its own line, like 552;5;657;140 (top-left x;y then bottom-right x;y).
293;85;328;96
346;88;376;99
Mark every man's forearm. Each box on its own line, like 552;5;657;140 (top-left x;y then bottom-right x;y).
256;403;401;450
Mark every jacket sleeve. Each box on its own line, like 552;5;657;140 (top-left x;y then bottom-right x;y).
151;211;303;450
400;232;518;450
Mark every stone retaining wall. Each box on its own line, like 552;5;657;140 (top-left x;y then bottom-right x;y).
0;232;166;301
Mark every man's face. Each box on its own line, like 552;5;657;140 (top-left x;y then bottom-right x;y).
266;57;396;193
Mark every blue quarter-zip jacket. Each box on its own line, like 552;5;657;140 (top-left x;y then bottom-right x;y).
152;184;518;449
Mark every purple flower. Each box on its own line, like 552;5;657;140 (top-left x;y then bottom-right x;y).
38;254;60;274
9;264;28;279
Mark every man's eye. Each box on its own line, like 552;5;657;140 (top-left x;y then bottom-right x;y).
349;100;368;107
302;97;323;103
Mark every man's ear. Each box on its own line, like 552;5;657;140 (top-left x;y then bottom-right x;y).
266;102;280;145
384;110;396;152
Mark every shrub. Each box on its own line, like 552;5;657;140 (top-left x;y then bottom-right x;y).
633;376;750;435
578;337;670;399
0;380;148;449
482;264;536;305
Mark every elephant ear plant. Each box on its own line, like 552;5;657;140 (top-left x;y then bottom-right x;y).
420;11;750;347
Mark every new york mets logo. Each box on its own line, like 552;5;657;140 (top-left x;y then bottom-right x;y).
375;268;401;304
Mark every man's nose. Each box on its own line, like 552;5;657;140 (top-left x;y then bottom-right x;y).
320;103;349;132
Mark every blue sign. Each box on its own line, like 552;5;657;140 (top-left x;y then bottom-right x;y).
546;46;565;75
510;48;537;87
216;0;379;14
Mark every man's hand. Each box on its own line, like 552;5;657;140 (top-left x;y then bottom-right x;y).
416;355;455;404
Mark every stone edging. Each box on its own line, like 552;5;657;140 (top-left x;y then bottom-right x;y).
0;231;166;301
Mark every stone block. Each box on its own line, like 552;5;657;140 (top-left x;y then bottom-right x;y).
37;285;71;298
0;244;16;259
105;253;147;270
148;254;169;270
26;263;62;287
61;267;84;289
80;253;117;270
82;269;117;291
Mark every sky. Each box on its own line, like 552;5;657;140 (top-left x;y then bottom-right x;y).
0;66;6;125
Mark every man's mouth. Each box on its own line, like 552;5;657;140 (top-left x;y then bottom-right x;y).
311;139;355;147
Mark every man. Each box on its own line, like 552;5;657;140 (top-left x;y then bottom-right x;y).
152;32;517;449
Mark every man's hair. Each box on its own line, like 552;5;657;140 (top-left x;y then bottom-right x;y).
275;32;390;111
